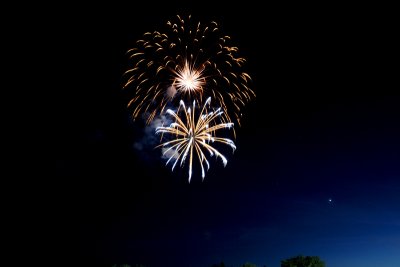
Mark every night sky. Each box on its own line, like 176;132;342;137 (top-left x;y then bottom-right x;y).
48;2;399;267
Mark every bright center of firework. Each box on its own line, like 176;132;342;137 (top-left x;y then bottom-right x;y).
182;75;197;90
174;61;204;93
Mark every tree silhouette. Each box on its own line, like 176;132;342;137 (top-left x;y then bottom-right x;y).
281;255;325;267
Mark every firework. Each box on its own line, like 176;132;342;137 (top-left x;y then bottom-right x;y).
123;14;255;126
155;97;236;182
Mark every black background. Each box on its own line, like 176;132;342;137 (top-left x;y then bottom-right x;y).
20;2;398;266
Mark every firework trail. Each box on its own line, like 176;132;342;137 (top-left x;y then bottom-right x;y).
123;14;255;126
155;97;236;182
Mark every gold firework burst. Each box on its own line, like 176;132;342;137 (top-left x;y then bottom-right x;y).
123;14;255;126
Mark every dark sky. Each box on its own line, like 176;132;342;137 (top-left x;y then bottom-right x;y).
47;2;399;267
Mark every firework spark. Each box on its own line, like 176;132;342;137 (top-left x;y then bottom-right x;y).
123;14;255;126
155;97;236;182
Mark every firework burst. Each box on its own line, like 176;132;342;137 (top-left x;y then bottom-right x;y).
123;14;255;126
155;97;236;182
